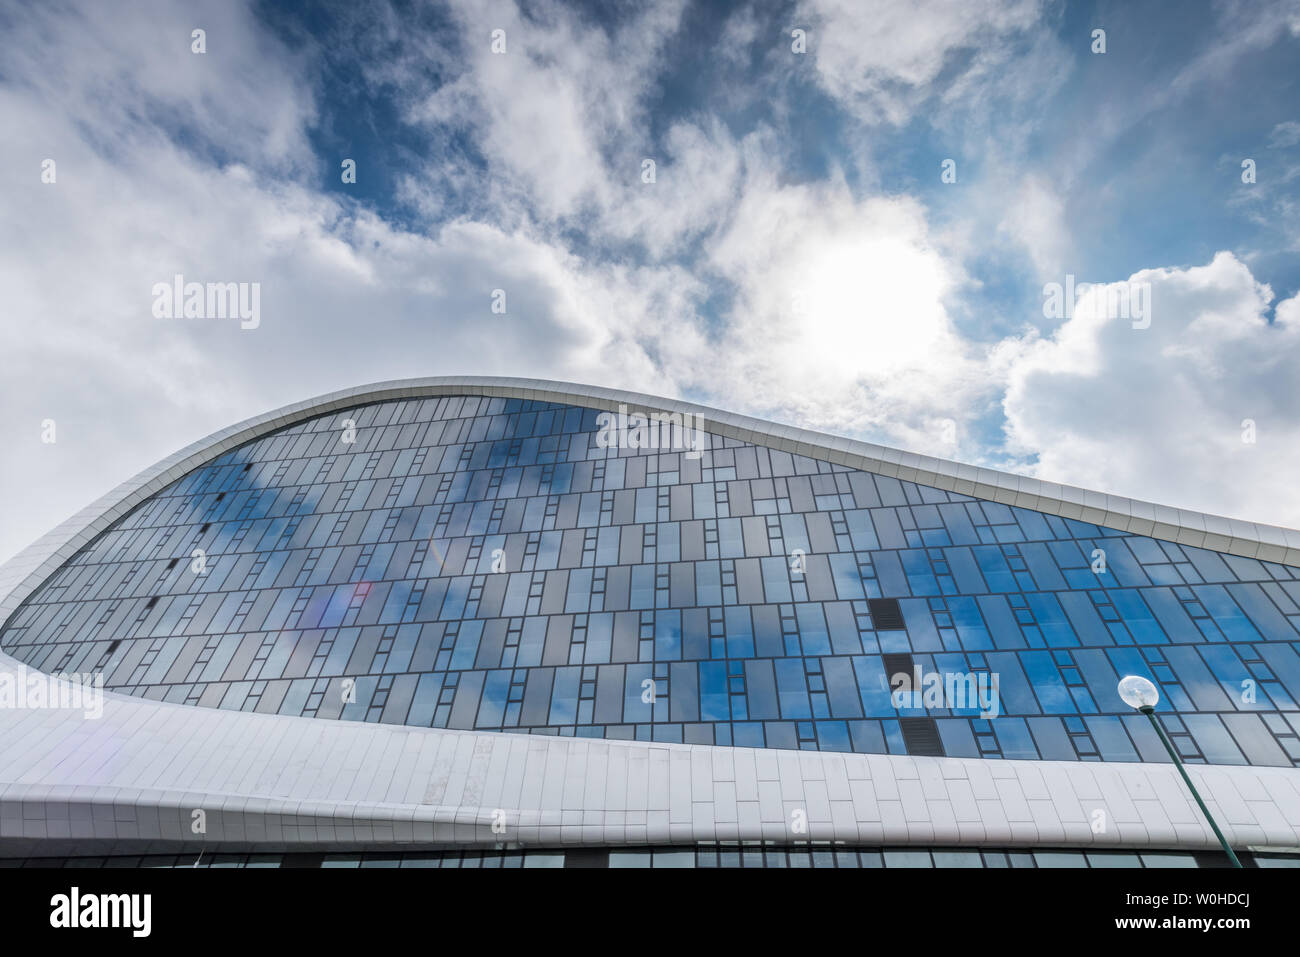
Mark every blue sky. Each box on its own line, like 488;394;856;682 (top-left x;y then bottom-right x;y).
2;0;1299;563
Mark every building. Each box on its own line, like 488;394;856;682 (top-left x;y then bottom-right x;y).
2;376;1299;868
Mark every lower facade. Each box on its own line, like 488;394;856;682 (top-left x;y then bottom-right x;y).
8;847;1300;869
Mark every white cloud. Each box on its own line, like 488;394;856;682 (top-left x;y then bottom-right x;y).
795;0;1049;125
408;0;688;224
993;174;1070;279
2;0;317;171
601;120;746;258
1269;120;1300;149
1003;251;1300;526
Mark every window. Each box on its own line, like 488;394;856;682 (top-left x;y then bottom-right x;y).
868;597;906;630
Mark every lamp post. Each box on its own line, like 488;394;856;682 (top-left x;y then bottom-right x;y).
1117;675;1242;868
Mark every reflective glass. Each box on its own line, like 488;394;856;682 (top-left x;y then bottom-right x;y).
2;394;1298;766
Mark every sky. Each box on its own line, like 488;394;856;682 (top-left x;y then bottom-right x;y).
1;0;1299;565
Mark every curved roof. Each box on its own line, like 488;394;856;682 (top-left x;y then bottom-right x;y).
4;375;1299;630
3;375;1300;856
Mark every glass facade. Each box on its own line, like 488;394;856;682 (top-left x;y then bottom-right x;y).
3;394;1299;766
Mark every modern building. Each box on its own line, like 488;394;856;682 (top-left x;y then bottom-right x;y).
2;376;1299;868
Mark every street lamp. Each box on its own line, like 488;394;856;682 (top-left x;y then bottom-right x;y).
1117;675;1242;868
